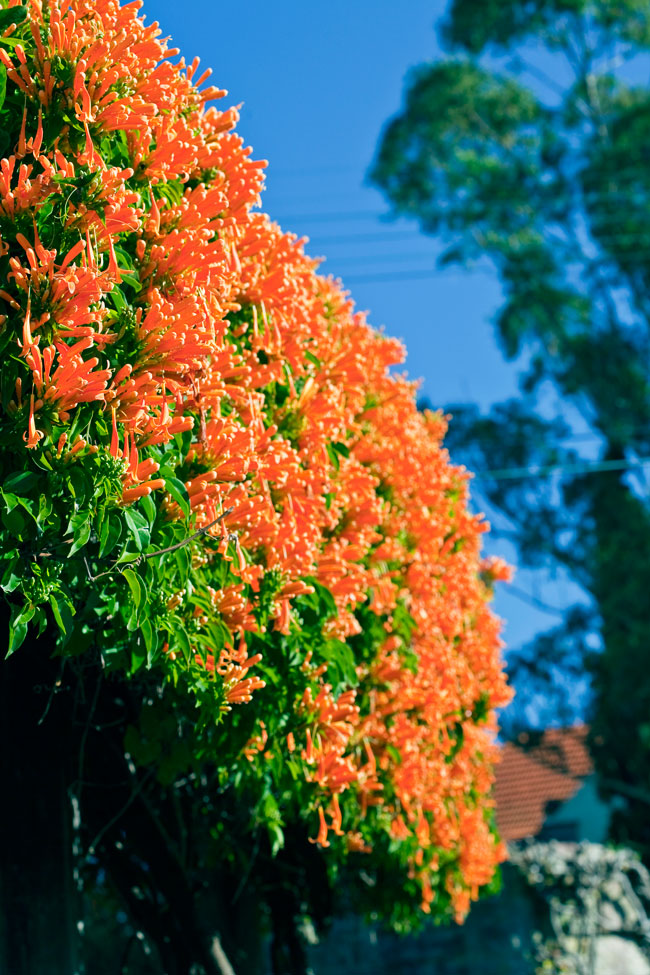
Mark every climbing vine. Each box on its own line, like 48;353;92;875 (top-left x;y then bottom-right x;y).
0;0;511;927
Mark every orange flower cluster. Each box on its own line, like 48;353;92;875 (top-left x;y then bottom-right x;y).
0;0;511;919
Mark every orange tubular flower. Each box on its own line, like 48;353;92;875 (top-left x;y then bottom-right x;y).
309;806;330;848
1;0;511;920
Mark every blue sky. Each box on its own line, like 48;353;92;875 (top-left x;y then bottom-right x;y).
147;0;576;680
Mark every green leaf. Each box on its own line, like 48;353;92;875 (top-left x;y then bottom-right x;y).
304;350;321;368
325;441;349;471
109;284;127;312
124;508;150;552
1;556;21;593
49;593;75;640
14;602;35;627
2;492;35;519
0;64;6;113
321;638;357;687
114;252;141;293
0;6;28;32
66;466;90;505
123;567;144;612
65;626;93;657
129;646;146;673
123;567;145;631
113;245;135;271
327;441;350;471
160;471;190;517
0;34;22;50
386;743;402;766
326;442;340;471
446;723;465;763
311;579;339;620
35;196;56;228
6;602;34;657
4;470;39;493
115;549;140;565
268;821;284;857
68;512;92;556
140;617;158;666
37;494;53;528
99;510;122;558
174;543;190;579
2;504;26;538
172;622;191;662
6;620;28;657
139;493;157;527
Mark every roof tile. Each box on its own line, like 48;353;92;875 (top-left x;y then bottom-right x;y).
494;725;592;842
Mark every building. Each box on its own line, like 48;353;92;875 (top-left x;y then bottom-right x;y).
494;724;611;844
306;726;650;975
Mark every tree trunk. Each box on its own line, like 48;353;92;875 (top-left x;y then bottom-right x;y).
0;615;78;974
79;670;241;975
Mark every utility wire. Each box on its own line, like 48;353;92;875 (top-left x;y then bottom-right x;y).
271;179;650;227
263;160;650;186
337;269;444;284
474;456;650;482
265;163;360;178
310;235;650;277
274;208;386;224
320;251;436;267
312;228;650;249
322;252;650;278
266;171;650;208
308;229;429;245
275;206;650;228
503;582;568;617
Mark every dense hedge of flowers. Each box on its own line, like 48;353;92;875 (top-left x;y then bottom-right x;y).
0;0;511;924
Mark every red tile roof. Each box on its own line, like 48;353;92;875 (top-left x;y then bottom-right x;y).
494;725;592;842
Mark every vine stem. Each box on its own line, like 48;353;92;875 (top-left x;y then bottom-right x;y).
83;507;235;582
141;507;235;560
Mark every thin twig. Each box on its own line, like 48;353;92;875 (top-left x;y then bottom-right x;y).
85;767;155;856
118;932;137;975
83;558;125;583
75;669;103;790
83;507;235;583
141;508;234;560
37;657;66;726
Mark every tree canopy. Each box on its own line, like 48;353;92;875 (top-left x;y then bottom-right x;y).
372;0;650;855
0;0;510;969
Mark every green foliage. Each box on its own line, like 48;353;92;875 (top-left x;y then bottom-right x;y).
442;0;650;53
0;1;512;963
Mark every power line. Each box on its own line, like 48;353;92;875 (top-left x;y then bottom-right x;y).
275;209;386;224
270;177;650;228
503;582;567;617
474;456;650;482
320;251;436;267
308;229;426;245
314;251;650;286
262;163;650;242
270;186;650;220
264;163;360;179
276;206;650;228
267;167;650;201
317;257;650;281
313;225;650;244
308;231;650;253
333;269;447;284
261;160;650;185
311;228;650;248
322;238;650;267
